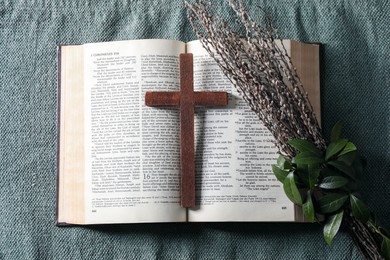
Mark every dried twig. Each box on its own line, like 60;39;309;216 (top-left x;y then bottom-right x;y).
185;0;326;158
346;213;384;260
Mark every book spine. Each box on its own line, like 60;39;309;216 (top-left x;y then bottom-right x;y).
55;46;69;226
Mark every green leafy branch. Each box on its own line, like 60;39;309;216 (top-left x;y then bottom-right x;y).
273;121;390;259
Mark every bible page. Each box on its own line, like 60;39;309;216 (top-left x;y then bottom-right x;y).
83;39;186;224
186;40;295;222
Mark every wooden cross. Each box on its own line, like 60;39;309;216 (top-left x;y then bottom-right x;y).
145;53;228;208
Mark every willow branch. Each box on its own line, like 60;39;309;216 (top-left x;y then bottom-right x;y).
185;0;326;158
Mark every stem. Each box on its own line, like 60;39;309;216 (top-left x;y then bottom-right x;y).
345;213;384;259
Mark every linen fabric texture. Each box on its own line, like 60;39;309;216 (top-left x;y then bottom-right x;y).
1;0;389;259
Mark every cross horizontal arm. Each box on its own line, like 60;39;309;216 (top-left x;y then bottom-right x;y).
145;92;180;106
194;92;228;106
145;91;228;107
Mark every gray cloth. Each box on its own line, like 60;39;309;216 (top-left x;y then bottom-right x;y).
1;0;389;259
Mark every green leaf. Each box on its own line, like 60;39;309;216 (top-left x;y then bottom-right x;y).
303;191;315;222
277;155;286;168
323;210;344;245
307;164;320;190
294;163;309;188
283;172;302;205
327;160;356;180
381;236;390;260
350;194;370;224
277;155;291;170
288;139;322;155
379;227;390;238
318;193;349;214
294;151;324;165
321;167;341;177
338;151;358;166
338;141;357;156
319;176;349;189
331;120;343;142
325;138;349;161
272;165;289;183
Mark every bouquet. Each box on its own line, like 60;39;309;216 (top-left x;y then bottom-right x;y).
185;1;390;259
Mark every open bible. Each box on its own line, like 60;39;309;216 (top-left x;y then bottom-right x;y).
57;39;320;225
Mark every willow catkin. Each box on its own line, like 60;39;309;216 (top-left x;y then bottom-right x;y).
185;0;326;157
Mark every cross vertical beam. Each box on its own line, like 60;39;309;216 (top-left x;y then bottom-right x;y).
145;53;228;208
179;54;195;208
